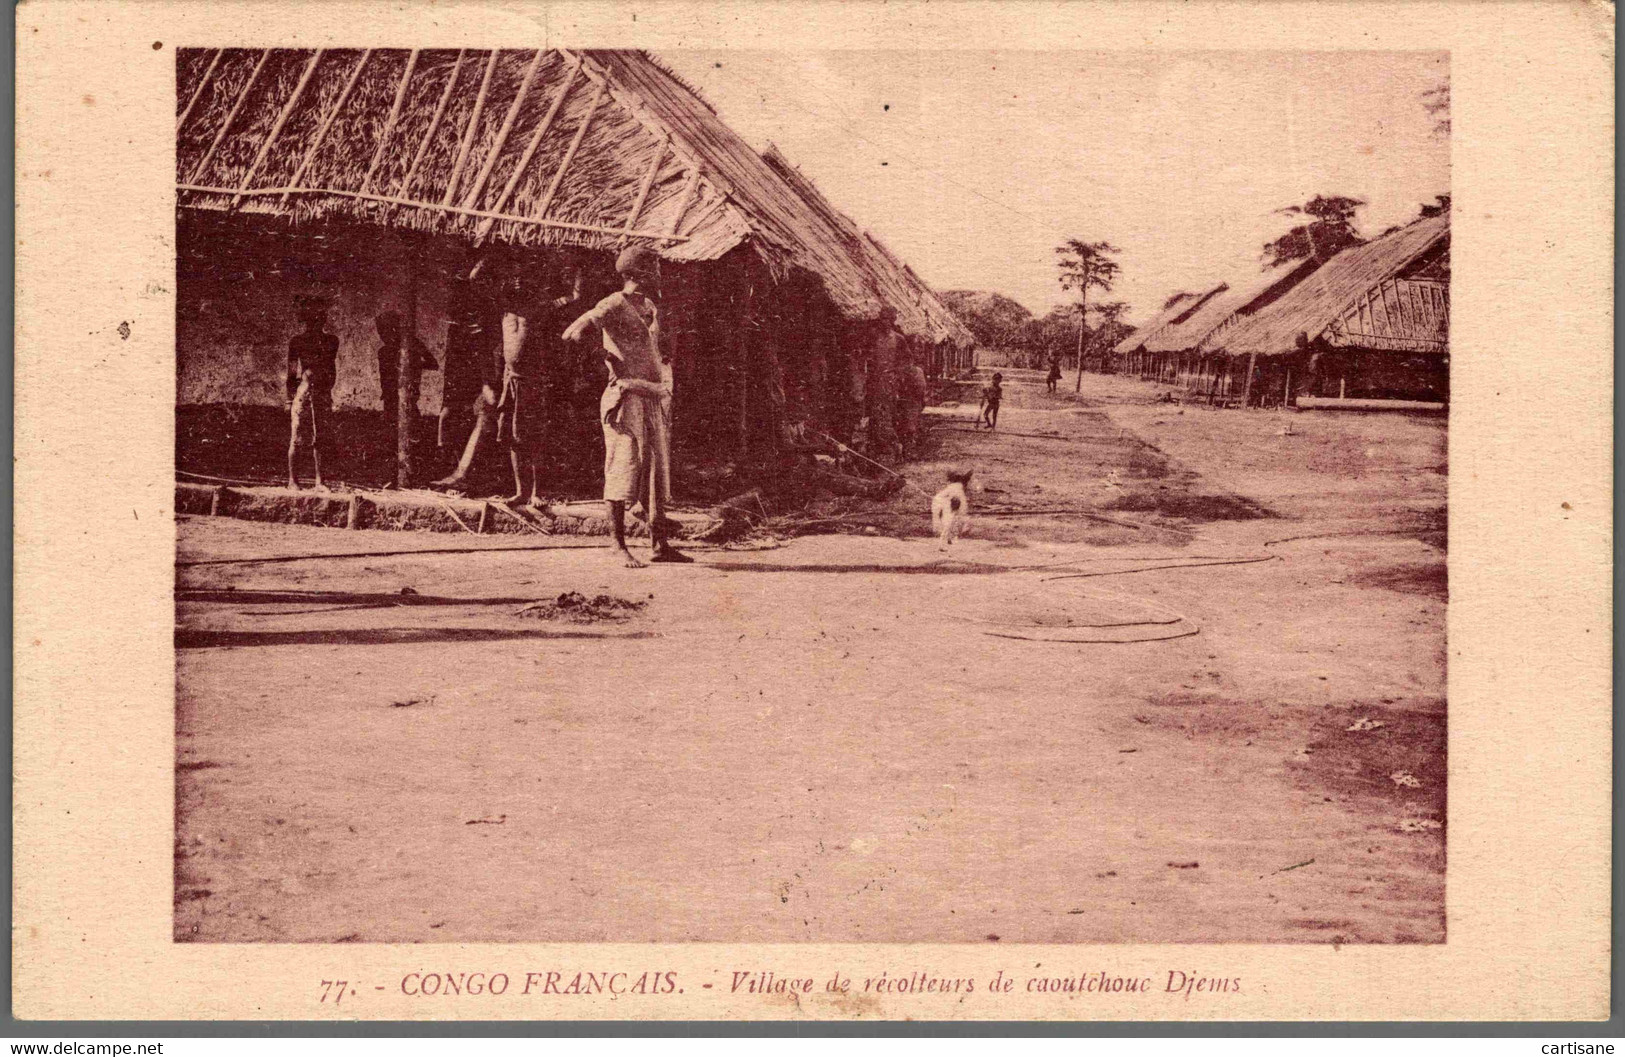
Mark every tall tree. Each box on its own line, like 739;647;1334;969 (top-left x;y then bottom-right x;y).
1262;195;1366;267
1055;239;1121;392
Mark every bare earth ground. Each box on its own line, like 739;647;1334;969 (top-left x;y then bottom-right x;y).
176;369;1446;944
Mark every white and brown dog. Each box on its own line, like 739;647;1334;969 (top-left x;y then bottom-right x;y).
931;469;974;548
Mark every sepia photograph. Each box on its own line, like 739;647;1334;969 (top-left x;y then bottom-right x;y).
168;44;1453;948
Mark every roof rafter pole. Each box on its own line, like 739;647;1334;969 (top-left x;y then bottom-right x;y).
663;169;701;241
232;49;325;207
176;182;690;242
393;49;462;200
531;79;607;221
619;134;670;244
1374;280;1398;335
473;57;580;241
187;48;272;184
281;49;373;206
360;48;420;195
460;48;546;212
177;48;225;133
1409;281;1429;330
441;49;502;208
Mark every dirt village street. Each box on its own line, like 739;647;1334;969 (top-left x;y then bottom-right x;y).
176;370;1446;945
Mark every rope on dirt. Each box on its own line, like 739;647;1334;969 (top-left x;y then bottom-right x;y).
1011;554;1262;571
809;429;933;498
177;469;280;487
1040;556;1280;582
986;627;1201;645
176;542;614;568
1262;528;1436;548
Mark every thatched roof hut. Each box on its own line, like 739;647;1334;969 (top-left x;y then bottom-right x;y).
176;47;957;336
1200;214;1449;358
1142;262;1316;354
1113;292;1201;357
760;144;974;349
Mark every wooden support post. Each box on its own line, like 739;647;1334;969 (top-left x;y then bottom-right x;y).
1284;367;1292;407
736;265;755;459
346;493;364;529
209;486;226;516
478;501;494;534
1240;350;1258;408
396;241;420;488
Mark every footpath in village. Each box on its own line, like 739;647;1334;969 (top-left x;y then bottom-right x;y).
175;367;1447;945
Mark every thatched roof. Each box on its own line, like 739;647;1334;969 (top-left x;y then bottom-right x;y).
1201;214;1449;357
175;47;942;329
760;145;975;347
1113;292;1200;355
1142;262;1314;354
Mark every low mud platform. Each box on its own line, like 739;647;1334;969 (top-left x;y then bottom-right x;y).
175;480;712;538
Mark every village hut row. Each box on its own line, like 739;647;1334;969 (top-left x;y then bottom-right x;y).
175;47;974;488
1112;213;1450;408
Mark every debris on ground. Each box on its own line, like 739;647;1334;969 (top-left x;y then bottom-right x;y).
1389;770;1422;788
465;815;507;826
1346;717;1387;732
1168;861;1200;869
1396;817;1442;833
390;695;435;709
514;592;648;624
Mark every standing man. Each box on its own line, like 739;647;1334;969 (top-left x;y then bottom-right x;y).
894;348;929;459
494;259;580;510
562;245;690;567
286;298;339;491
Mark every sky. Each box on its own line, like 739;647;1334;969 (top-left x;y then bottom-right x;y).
660;51;1449;326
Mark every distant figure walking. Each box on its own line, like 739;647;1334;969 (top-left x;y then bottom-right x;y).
562;245;690;567
286;298;339;491
1047;360;1062;393
978;371;1004;430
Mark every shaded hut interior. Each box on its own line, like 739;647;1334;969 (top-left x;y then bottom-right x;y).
175;47;973;495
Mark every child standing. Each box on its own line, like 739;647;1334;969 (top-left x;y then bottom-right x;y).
978;371;1004;430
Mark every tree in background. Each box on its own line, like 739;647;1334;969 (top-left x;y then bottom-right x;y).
1089;301;1132;372
939;290;1034;350
1422;82;1450;139
1419;193;1451;218
1056;239;1122;392
1262;195;1366;268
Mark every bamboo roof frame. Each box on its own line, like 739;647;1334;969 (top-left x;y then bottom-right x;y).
175;47;968;339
